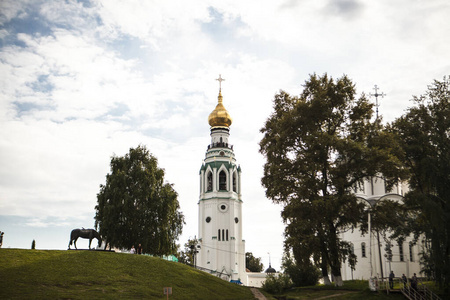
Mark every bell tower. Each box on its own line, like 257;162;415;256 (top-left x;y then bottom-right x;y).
197;75;246;283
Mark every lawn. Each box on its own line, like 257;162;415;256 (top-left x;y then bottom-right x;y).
0;249;254;299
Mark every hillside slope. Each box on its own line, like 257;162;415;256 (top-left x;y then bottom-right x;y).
0;249;254;299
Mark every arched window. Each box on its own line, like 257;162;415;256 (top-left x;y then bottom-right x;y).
361;242;366;258
232;172;237;192
219;170;227;190
409;243;414;262
218;229;221;241
399;242;404;261
207;172;212;192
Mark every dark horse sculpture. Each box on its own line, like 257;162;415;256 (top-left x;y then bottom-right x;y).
68;228;102;250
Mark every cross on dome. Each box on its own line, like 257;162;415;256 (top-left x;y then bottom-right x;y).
216;74;225;91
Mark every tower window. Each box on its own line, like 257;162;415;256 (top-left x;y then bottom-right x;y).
222;229;225;241
361;242;366;258
399;242;404;262
219;171;227;190
218;229;221;241
409;243;414;262
207;172;212;192
233;173;237;192
226;229;229;241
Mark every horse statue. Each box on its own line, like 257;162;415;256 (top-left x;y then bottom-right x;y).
68;228;102;250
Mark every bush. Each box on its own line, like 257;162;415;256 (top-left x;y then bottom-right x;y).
283;256;320;287
262;273;292;294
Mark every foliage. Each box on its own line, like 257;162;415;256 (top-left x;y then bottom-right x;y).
0;249;253;300
262;273;292;294
282;254;320;287
260;74;404;285
246;252;264;272
31;240;35;250
178;237;200;266
95;145;185;256
391;76;450;295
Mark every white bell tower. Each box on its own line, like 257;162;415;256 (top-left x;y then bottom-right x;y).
197;75;246;283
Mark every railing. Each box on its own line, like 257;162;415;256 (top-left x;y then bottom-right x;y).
207;142;233;150
378;277;442;300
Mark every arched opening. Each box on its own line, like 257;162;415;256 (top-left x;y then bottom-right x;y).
219;170;227;191
232;172;237;192
206;172;213;192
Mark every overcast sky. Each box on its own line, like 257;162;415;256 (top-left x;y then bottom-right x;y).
1;0;449;271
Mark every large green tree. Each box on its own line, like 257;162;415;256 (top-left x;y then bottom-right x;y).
392;77;450;294
260;74;403;286
245;252;264;272
95;145;184;255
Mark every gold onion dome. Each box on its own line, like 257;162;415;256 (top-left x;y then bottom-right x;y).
208;90;232;127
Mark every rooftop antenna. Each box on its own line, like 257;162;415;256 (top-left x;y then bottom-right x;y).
370;85;386;120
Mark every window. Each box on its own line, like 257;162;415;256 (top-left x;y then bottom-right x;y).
222;229;225;241
207;172;212;191
226;230;229;241
409;243;414;262
233;173;237;192
219;171;227;190
399;242;404;262
350;243;354;255
218;229;221;241
361;242;366;258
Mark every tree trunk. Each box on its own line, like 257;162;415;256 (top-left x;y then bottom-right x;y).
323;274;332;285
334;275;343;287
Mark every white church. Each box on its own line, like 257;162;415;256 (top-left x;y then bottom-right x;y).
195;77;423;287
196;77;271;287
340;178;423;281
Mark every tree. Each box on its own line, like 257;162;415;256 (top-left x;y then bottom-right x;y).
178;237;200;266
392;76;450;294
260;74;403;286
245;252;264;272
95;145;185;255
31;239;35;249
282;253;320;287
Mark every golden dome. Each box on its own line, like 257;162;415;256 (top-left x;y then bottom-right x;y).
208;91;232;127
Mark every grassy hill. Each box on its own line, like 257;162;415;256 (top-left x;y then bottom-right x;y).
0;249;254;299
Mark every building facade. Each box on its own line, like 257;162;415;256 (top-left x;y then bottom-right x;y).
340;176;423;281
197;84;246;284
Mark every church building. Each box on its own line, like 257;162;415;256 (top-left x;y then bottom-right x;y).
197;76;247;284
340;177;424;281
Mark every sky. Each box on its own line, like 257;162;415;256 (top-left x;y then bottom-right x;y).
0;0;449;271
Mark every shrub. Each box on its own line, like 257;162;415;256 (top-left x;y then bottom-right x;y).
262;273;292;294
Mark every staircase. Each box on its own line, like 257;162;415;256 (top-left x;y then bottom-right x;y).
399;279;441;300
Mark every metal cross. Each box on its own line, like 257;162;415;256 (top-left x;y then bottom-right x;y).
216;74;225;91
370;85;386;120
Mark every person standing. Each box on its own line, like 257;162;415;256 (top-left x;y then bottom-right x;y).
389;271;395;289
137;243;143;254
411;273;418;291
401;274;407;288
0;231;4;248
130;245;136;254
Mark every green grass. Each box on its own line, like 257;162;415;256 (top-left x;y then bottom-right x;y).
270;280;406;300
0;249;254;299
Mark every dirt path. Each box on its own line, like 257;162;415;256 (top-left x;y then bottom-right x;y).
314;291;358;299
250;287;268;300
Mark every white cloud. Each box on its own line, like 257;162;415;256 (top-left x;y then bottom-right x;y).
1;0;450;269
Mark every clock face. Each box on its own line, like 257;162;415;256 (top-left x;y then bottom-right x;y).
220;151;225;156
